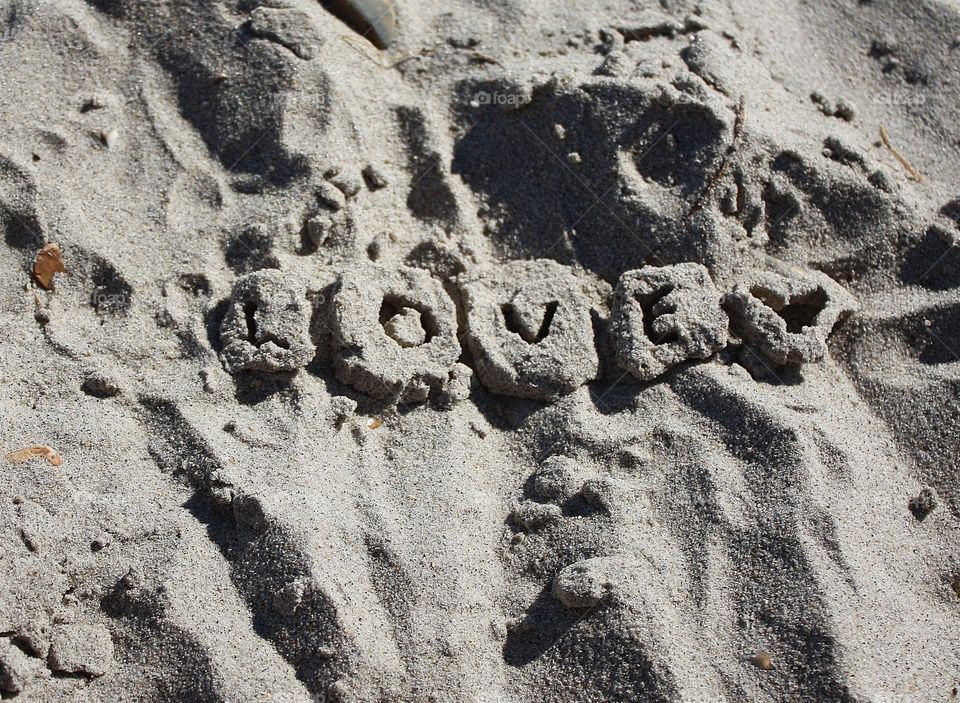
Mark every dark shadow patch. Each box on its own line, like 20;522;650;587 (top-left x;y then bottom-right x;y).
503;586;592;667
318;0;394;50
802;503;853;584
85;0;311;185
0;154;44;251
470;388;545;432
100;586;222;701
728;530;852;703
917;305;960;365
364;534;416;629
504;590;677;703
395;106;459;227
587;374;645;415
1;203;43;251
732;345;804;387
179;273;212;297
226;224;280;274
139;396;354;695
768;150;895;256
205;298;231;353
941;198;960;224
451;79;728;282
90;257;134;315
761;180;801;251
232;370;296;406
672;371;803;476
900;227;960;291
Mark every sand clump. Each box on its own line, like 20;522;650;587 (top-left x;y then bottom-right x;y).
47;623;114;677
220;270;315;374
726;268;859;366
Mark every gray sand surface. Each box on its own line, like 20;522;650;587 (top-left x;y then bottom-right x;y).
1;0;960;700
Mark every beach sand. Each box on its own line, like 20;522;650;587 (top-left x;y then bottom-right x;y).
1;0;959;700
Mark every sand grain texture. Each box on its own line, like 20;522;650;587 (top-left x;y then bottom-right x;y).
1;0;959;701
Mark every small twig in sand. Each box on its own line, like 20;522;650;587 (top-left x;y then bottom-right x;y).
689;96;746;215
879;125;923;183
470;53;500;65
340;34;438;69
6;446;63;466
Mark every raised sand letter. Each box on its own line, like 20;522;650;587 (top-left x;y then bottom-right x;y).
725;268;857;365
459;259;599;401
220;270;316;374
611;263;728;381
330;264;461;401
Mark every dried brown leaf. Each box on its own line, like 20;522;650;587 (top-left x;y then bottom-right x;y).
33;243;66;290
6;445;63;466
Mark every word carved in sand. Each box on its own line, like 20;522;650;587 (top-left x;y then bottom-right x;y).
219;261;857;402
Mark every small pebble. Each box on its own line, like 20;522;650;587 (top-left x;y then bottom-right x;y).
120;567;144;590
510;501;561;531
82;373;122;398
331;175;362;198
80;96;105;112
91;532;112;551
835;100;856;121
552;558;612;609
909;486;939;521
362;165;388;191
316;182;345;211
581;476;617;512
329;395;357;429
100;129;119;148
531;456;580;501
